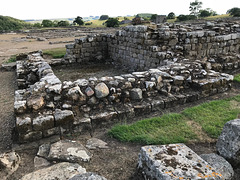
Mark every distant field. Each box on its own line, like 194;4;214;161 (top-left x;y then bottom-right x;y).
83;16;135;28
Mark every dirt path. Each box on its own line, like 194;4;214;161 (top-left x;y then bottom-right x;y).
0;33;76;153
0;69;15;153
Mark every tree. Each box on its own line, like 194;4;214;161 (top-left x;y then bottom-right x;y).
58;20;70;27
167;12;175;19
100;15;109;20
105;18;119;27
150;14;157;21
189;0;203;17
33;23;42;28
177;14;197;21
73;16;84;26
41;20;54;27
227;7;240;17
199;10;212;17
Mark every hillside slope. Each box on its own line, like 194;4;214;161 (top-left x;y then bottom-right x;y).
0;15;31;31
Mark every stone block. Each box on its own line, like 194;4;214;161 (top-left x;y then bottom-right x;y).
54;109;74;126
16;116;32;133
216;119;240;167
32;115;54;131
138;144;223;180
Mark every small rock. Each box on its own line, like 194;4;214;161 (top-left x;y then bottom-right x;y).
85;87;94;97
130;88;142;100
14;100;27;114
70;172;107;180
86;138;109;150
34;156;51;168
0;151;21;179
37;143;51;158
27;95;44;111
95;82;109;98
20;162;86;180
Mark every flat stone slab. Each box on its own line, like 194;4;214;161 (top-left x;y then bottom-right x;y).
48;140;92;163
69;172;107;180
138;144;223;180
20;162;86;180
86;138;109;150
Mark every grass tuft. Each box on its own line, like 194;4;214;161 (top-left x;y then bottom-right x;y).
234;74;240;82
5;55;17;63
42;48;66;58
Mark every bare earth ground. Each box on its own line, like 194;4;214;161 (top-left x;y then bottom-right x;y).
0;31;240;180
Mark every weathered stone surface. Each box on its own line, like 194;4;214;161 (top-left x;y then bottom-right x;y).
216;119;240;166
37;143;51;158
95;82;109;98
200;153;234;180
69;172;107;180
34;156;51;168
0;151;20;179
138;144;223;180
67;86;85;101
14;100;27;114
130;88;142;100
20;162;86;180
19;131;42;143
1;62;16;71
27;95;45;110
32;115;54;131
16;116;32;133
54;109;74;126
86;138;109;150
48;140;92;163
85;87;94;96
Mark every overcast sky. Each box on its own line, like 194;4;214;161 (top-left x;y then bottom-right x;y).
1;0;239;20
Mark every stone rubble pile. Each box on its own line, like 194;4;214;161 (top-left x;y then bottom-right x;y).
14;52;234;142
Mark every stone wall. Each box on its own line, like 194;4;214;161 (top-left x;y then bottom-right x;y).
64;23;240;71
14;52;233;143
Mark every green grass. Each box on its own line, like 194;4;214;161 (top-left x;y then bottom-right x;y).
109;113;197;145
109;94;240;144
42;47;66;58
234;74;240;82
5;55;17;63
183;97;240;138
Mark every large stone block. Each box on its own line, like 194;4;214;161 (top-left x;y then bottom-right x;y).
138;144;223;180
216;119;240;167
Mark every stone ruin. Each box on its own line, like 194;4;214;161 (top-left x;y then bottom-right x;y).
14;22;240;143
11;21;240;179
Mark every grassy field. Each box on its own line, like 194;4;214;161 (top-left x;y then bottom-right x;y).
109;92;240;145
